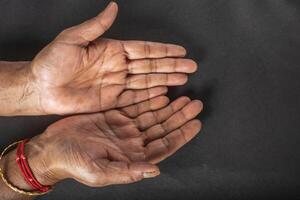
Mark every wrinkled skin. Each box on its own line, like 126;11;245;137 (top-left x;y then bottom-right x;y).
29;96;203;187
30;2;197;114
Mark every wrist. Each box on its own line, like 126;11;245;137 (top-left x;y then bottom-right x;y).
25;137;62;186
0;137;61;191
0;61;42;115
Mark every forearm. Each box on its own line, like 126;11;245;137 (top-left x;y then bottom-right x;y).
0;61;41;116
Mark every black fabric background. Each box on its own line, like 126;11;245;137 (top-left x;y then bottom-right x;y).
0;0;299;199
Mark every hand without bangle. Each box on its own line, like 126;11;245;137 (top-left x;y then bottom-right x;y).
28;2;198;115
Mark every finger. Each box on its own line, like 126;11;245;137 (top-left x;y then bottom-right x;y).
104;161;160;185
134;96;191;130
128;58;197;74
126;73;188;89
121;96;170;118
144;100;203;142
56;2;118;45
117;87;168;108
122;41;186;59
145;119;202;164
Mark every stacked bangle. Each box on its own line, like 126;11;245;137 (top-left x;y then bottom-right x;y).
0;140;52;196
16;139;51;193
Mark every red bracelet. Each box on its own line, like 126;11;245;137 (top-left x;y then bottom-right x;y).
15;139;51;193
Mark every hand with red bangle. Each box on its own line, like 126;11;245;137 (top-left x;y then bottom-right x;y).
0;96;203;199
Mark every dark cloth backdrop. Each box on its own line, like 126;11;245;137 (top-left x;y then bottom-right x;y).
0;0;299;199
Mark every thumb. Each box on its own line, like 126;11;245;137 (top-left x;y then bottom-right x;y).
105;161;160;185
57;1;118;45
129;162;161;179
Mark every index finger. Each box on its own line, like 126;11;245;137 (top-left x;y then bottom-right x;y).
122;41;186;59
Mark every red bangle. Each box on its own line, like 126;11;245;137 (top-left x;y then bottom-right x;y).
15;139;51;193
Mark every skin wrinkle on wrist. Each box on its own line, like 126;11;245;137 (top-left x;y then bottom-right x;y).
24;137;61;187
0;61;42;116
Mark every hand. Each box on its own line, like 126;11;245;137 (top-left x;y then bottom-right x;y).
26;96;203;187
29;2;197;115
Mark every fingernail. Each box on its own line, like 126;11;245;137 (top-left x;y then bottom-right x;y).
143;171;159;178
108;1;117;8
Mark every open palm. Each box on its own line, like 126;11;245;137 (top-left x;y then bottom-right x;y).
38;96;203;186
30;2;197;114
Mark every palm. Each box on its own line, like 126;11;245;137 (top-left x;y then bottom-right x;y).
29;2;197;115
32;39;130;114
42;96;203;187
